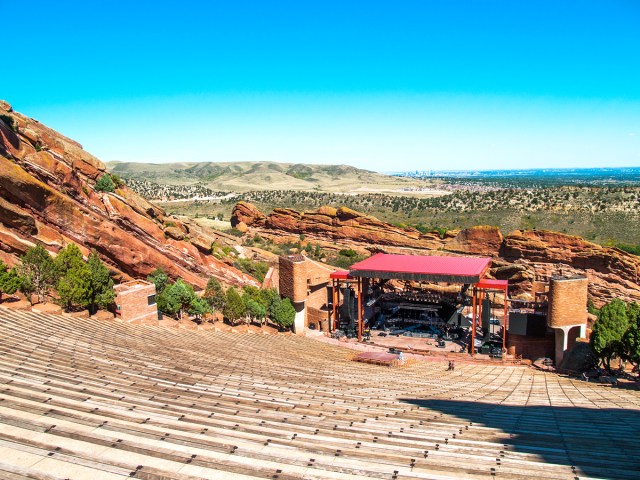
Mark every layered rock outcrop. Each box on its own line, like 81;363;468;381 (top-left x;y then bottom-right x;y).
0;102;258;289
232;202;640;306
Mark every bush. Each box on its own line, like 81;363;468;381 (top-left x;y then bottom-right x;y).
233;258;269;283
110;174;125;188
0;261;19;302
95;174;115;193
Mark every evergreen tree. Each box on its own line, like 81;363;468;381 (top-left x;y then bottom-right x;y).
0;261;20;302
95;173;115;193
54;244;85;274
623;302;640;374
57;264;90;312
147;268;169;294
223;287;246;325
203;277;225;310
245;298;267;325
17;245;56;303
189;295;211;319
591;299;629;370
271;297;295;330
160;279;191;318
85;252;115;314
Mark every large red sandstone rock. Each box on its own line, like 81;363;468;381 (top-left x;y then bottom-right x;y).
232;202;640;306
0;102;259;289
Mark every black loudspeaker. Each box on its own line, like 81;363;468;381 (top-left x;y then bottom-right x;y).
481;297;491;332
509;312;528;336
509;312;547;337
528;314;547;336
340;288;358;321
326;286;334;308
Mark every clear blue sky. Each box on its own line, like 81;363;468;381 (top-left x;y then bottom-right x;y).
2;1;639;171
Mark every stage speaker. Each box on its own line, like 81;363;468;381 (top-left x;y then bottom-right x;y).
481;297;491;331
326;286;334;308
509;312;547;337
509;312;528;336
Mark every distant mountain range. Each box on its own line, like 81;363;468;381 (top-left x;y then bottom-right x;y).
107;161;425;193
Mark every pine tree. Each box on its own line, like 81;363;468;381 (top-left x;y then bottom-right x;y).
223;287;246;325
147;268;169;294
591;299;629;370
85;252;115;314
0;261;20;302
203;277;225;310
271;297;295;330
17;245;56;303
54;244;85;274
622;302;640;375
95;173;115;193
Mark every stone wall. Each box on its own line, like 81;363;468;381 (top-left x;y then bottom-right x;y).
508;333;555;360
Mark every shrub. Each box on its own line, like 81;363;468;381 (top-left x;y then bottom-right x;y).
95;174;115;193
0;261;20;302
233;258;269;283
110;174;125;188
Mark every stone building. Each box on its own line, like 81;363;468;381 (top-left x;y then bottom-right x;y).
278;255;333;335
114;280;159;324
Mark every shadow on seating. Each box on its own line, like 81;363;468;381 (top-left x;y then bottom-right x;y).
400;398;640;480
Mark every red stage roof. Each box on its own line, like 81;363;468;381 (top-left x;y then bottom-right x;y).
348;253;491;284
476;279;509;291
329;270;352;280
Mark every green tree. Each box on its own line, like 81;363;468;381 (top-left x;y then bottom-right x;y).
189;295;211;320
17;245;56;303
0;261;20;302
245;298;267;325
57;264;90;312
622;302;640;374
591;299;629;370
85;252;115;314
203;277;225;310
271;297;295;330
147;268;169;294
223;287;246;325
95;173;115;193
54;244;85;274
161;279;196;319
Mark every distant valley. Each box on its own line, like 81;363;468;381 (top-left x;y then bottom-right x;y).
109;162;640;248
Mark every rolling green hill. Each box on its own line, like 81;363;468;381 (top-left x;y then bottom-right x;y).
107;160;436;193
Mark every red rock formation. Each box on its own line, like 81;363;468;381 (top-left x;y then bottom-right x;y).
232;202;640;306
0;101;258;289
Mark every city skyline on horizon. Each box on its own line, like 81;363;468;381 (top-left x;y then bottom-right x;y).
3;1;639;172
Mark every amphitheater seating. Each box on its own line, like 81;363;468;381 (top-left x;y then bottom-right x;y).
0;307;639;479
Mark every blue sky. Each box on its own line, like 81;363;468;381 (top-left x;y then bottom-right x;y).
2;1;639;171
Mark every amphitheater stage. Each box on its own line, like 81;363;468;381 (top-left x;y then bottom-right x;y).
0;307;639;479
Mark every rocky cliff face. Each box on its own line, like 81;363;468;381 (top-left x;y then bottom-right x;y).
0;101;258;289
232;201;640;306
